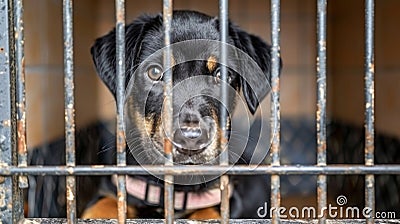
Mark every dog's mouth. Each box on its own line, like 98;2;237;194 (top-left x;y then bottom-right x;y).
168;116;221;165
172;154;217;166
177;159;197;165
173;145;209;157
171;128;213;157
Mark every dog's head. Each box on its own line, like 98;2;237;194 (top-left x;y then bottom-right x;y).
91;11;279;166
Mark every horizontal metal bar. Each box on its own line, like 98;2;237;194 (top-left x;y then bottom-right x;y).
2;165;400;176
22;218;400;223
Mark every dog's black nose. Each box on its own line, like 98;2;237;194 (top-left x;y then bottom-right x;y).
173;124;209;155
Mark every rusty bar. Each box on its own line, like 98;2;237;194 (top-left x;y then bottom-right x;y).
63;0;76;223
270;0;281;223
364;0;375;223
316;0;327;223
162;0;173;156
0;0;24;222
12;0;25;220
219;0;230;223
163;0;174;223
2;164;400;176
115;0;127;223
14;0;28;189
164;171;174;224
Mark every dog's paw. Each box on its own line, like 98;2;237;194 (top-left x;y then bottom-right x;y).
187;207;221;220
81;197;137;219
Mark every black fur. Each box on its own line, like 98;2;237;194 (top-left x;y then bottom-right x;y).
91;11;277;114
90;10;281;218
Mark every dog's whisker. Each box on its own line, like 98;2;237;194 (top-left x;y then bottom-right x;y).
100;143;115;150
97;146;115;155
100;137;117;148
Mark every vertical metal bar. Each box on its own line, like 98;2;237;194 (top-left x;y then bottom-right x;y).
14;0;28;190
63;0;76;223
0;1;24;222
364;0;375;223
163;0;174;223
115;0;127;223
219;0;230;223
270;0;281;223
316;0;327;223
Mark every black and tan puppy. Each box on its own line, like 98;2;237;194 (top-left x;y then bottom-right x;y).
83;10;279;219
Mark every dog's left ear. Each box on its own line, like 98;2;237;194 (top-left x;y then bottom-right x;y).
230;25;282;114
91;15;161;97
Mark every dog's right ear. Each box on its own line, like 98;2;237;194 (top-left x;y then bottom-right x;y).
228;24;282;115
91;15;161;97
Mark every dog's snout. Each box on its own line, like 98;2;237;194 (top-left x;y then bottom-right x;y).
173;123;210;155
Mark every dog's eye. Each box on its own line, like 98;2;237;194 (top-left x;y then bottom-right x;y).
146;65;163;81
214;68;232;84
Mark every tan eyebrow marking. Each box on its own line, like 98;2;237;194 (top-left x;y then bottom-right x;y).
206;55;218;73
